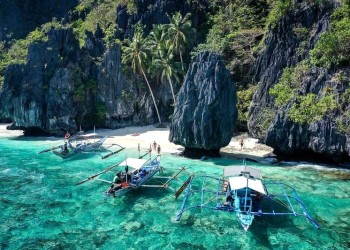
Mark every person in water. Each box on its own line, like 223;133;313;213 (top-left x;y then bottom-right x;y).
153;141;157;151
157;144;161;155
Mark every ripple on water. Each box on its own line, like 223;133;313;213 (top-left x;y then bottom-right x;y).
0;137;349;249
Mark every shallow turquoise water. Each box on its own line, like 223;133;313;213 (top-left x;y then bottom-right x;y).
1;135;349;249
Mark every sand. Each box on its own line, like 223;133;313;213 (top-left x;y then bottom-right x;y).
0;123;274;162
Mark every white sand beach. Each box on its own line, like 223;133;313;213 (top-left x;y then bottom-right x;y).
0;123;274;161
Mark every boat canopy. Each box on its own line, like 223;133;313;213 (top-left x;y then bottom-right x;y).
228;176;266;194
224;166;262;179
118;158;148;170
79;133;102;138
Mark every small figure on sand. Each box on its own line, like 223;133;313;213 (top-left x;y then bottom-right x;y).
157;144;161;155
153;141;157;151
240;139;244;151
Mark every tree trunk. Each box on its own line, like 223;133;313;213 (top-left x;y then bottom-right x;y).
167;75;176;105
180;50;184;71
140;67;162;125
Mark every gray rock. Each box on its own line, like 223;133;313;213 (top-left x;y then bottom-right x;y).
248;1;350;163
265;68;350;162
169;51;237;158
0;0;78;45
248;2;334;139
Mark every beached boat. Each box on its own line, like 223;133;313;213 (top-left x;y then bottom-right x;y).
38;131;124;159
176;160;319;231
75;153;193;198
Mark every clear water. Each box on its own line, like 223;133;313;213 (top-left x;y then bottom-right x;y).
1;135;349;249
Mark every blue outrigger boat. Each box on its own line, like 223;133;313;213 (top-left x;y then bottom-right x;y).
176;161;319;231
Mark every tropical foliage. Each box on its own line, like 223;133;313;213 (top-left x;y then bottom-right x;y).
269;61;311;107
193;0;268;80
289;93;337;124
122;25;162;124
270;61;337;125
0;19;62;88
236;85;257;130
310;0;350;68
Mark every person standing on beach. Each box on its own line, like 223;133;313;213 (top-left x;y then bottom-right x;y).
157;145;161;155
153;141;157;151
240;139;244;151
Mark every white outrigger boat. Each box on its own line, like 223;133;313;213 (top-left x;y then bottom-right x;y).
75;152;194;198
38;131;124;159
176;161;319;231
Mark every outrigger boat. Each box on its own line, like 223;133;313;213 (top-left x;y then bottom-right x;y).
38;131;124;159
75;152;194;198
176;161;319;231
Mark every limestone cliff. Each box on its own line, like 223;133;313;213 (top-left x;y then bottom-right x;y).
248;1;350;162
169;52;237;158
0;0;207;135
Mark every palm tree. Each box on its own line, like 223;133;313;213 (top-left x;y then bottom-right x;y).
122;27;162;125
166;12;193;71
153;39;182;104
147;25;167;57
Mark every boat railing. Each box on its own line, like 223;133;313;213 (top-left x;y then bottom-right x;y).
263;191;319;229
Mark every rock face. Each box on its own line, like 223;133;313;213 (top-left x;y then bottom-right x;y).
266;67;350;163
117;0;207;38
0;0;78;44
248;1;350;163
169;52;237;158
248;2;334;139
0;27;163;135
0;0;208;135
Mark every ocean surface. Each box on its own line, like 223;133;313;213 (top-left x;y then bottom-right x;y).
0;135;349;250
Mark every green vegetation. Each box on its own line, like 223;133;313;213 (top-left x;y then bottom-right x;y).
270;61;337;125
254;107;275;136
0;19;62;88
336;88;350;134
71;0;118;47
166;12;193;71
289;93;337;124
236;85;257;130
193;1;268;77
190;1;270;130
121;12;195;120
310;0;350;68
122;25;162;124
269;61;311;106
265;0;293;28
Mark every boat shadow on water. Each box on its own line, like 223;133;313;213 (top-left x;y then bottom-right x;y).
250;216;297;248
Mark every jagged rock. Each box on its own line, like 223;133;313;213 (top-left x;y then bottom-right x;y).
0;0;78;44
248;1;350;163
265;68;350;163
0;27;171;135
248;2;334;139
117;0;207;38
0;28;81;135
0;0;208;135
169;52;237;158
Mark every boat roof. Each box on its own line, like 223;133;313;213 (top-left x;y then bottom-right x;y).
71;133;103;140
228;176;266;194
118;158;147;170
224;166;262;179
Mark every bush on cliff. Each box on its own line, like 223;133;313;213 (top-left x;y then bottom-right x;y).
270;61;337;125
310;0;350;68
